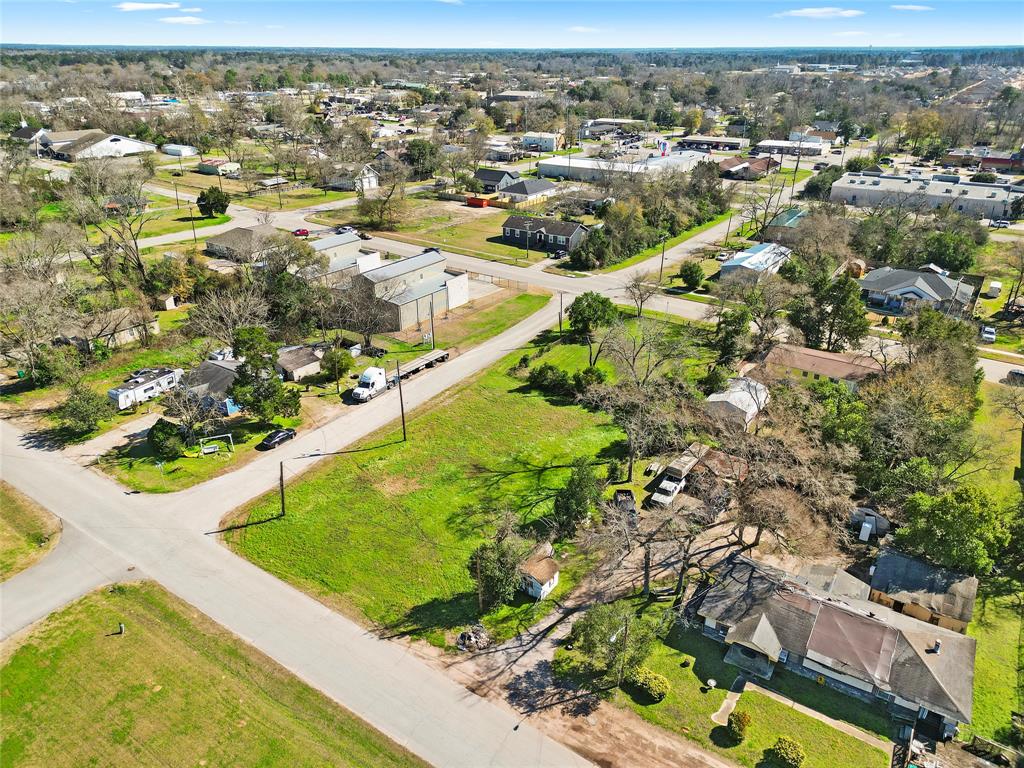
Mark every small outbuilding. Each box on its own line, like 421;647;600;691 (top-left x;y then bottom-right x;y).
275;346;324;382
520;543;560;600
705;377;769;429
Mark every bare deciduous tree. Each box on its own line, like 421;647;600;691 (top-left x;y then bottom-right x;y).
187;285;270;348
622;271;658;318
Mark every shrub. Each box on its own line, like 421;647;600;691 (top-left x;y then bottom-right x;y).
55;386;114;435
625;666;671;702
147;417;185;460
727;710;751;743
679;260;705;290
769;736;806;768
571;365;606;395
605;458;623;484
527;363;572;395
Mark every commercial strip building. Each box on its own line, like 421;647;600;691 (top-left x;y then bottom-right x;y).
536;151;707;183
829;172;1024;220
676;135;750;152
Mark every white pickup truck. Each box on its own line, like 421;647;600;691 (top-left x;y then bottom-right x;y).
351;349;451;402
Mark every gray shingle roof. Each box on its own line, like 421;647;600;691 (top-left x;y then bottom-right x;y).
697;556;975;724
870;549;979;624
858;266;974;305
502;215;586;239
474;167;518;184
502;178;556;197
184;359;240;401
205;224;280;255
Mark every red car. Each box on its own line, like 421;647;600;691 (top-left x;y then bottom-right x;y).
292;228;310;238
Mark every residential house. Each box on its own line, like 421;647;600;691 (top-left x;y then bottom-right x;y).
762;343;882;391
522;132;563;153
869;549;979;635
472;167;520;193
829;172;1024;220
183;359;242;416
705;377;769;429
349;249;469;332
858;265;975;316
501;215;588;253
48;132;156;162
197;159;241;176
762;207;808;244
500;178;558;204
10;125;47;154
520;543;560;600
484;139;524;163
718;243;792;282
309;232;382;287
491;90;543;102
275;346;324;382
326;162;380;192
205;224;280;262
692;555;975;740
717;155;780;181
58;308;159;352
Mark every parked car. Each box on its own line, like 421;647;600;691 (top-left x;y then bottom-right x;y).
980;326;997;343
1008;370;1024;386
258;428;297;450
813;162;827;170
207;348;233;361
553;249;568;259
336;225;356;235
830;149;843;155
716;251;735;262
358;232;373;240
292;228;310;238
992;220;1011;229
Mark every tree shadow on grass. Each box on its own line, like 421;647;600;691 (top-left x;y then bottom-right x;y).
380;591;478;640
504;659;607;718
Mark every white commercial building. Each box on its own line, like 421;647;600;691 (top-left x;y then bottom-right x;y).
830;172;1024;220
537;151;707;183
756;139;828;156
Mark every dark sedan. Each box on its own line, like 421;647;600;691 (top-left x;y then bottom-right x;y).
258;428;297;450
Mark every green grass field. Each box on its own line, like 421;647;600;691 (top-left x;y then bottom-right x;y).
0;582;427;768
225;337;623;644
599;210;734;273
387;210;543;266
0;482;59;581
970;382;1023;507
560;620;889;768
963;593;1024;744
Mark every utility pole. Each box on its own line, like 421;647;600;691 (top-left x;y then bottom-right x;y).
187;204;198;244
658;234;668;283
524;219;532;263
428;294;436;350
395;359;407;442
279;461;286;516
173;182;180;209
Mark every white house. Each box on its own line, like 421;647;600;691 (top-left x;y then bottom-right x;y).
522;132;563;153
327;162;380;192
520;544;560;600
161;143;199;157
500;178;559;204
48;132;156;162
706;377;770;428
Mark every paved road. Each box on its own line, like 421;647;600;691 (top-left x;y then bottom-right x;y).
1;299;591;768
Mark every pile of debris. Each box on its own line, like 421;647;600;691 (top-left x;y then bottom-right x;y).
456;624;492;652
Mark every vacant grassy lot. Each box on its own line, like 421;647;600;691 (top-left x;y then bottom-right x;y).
970;382;1023;507
0;482;59;580
560;620;889;768
0;582;427;768
225;338;622;644
600;210;734;273
963;592;1024;744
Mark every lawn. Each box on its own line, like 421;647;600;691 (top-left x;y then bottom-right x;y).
224;336;623;644
974;241;1024;353
386;209;544;266
599;210;735;273
0;582;427;768
0;482;60;581
99;415;302;494
962;593;1024;744
970;382;1023;507
566;621;889;768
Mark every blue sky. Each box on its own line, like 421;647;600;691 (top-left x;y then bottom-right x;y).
4;1;1022;48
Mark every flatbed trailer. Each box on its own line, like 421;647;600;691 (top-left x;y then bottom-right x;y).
388;349;450;384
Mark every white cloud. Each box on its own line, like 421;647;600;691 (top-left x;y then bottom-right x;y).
435;0;463;4
833;29;867;36
891;4;934;10
567;25;599;33
773;7;864;18
115;2;180;10
180;6;202;11
159;14;207;24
